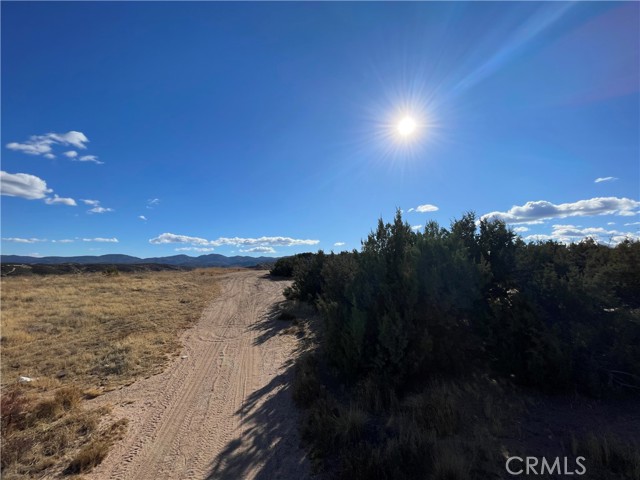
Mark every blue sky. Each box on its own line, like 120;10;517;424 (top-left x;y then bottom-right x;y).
2;1;639;258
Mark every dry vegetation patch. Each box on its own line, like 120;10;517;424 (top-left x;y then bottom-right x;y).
1;268;222;478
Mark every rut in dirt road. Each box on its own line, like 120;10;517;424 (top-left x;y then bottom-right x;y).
87;270;310;480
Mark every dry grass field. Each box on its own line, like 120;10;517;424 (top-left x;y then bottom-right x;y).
1;268;223;479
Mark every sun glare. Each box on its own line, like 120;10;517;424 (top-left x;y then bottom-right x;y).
356;90;440;168
397;116;417;137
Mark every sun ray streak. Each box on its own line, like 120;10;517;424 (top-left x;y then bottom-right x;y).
451;3;575;96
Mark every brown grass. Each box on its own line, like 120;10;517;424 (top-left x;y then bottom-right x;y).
571;432;640;479
1;268;222;478
64;418;128;475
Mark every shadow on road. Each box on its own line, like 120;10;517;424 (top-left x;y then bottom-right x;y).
205;293;312;480
249;302;300;346
204;363;310;480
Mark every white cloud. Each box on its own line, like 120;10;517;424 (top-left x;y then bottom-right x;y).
411;225;423;231
624;222;640;227
82;237;119;243
519;219;545;225
6;139;52;156
81;199;113;214
6;131;89;157
149;233;320;248
44;194;77;206
1;171;78;207
523;234;554;242
552;225;617;237
44;153;56;159
88;206;114;214
610;235;640;244
49;131;89;149
594;177;618;183
607;222;616;226
147;198;160;209
409;204;439;213
139;215;147;221
150;233;212;245
482;197;640;224
52;239;74;243
76;155;103;165
2;237;47;243
524;224;639;245
64;151;78;158
27;253;43;258
334;242;346;246
240;247;276;254
214;236;320;247
1;171;52;199
513;226;529;233
175;247;215;253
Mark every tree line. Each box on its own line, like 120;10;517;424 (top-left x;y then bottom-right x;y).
273;211;640;396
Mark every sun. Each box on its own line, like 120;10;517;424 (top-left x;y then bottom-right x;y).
397;116;417;137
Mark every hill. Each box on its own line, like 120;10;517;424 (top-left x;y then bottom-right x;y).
0;253;277;268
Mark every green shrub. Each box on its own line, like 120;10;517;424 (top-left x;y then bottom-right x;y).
291;209;640;477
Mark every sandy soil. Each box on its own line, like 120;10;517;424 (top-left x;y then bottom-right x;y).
87;270;310;480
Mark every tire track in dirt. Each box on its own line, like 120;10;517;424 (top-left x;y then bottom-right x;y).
87;270;310;480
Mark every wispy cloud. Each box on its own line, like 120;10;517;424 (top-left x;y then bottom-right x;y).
82;237;119;243
6;138;55;156
240;246;276;254
513;226;529;233
44;194;77;206
139;215;147;221
411;225;423;231
88;206;114;214
3;238;97;244
147;198;160;209
334;242;346;246
81;199;113;214
149;233;319;248
2;237;47;243
175;247;215;253
6;131;105;164
594;176;618;183
6;131;89;157
624;222;640;227
75;155;103;165
482;197;640;224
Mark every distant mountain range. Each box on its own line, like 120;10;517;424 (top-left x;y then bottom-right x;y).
0;253;278;268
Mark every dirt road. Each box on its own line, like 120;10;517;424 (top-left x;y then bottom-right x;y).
88;270;310;480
